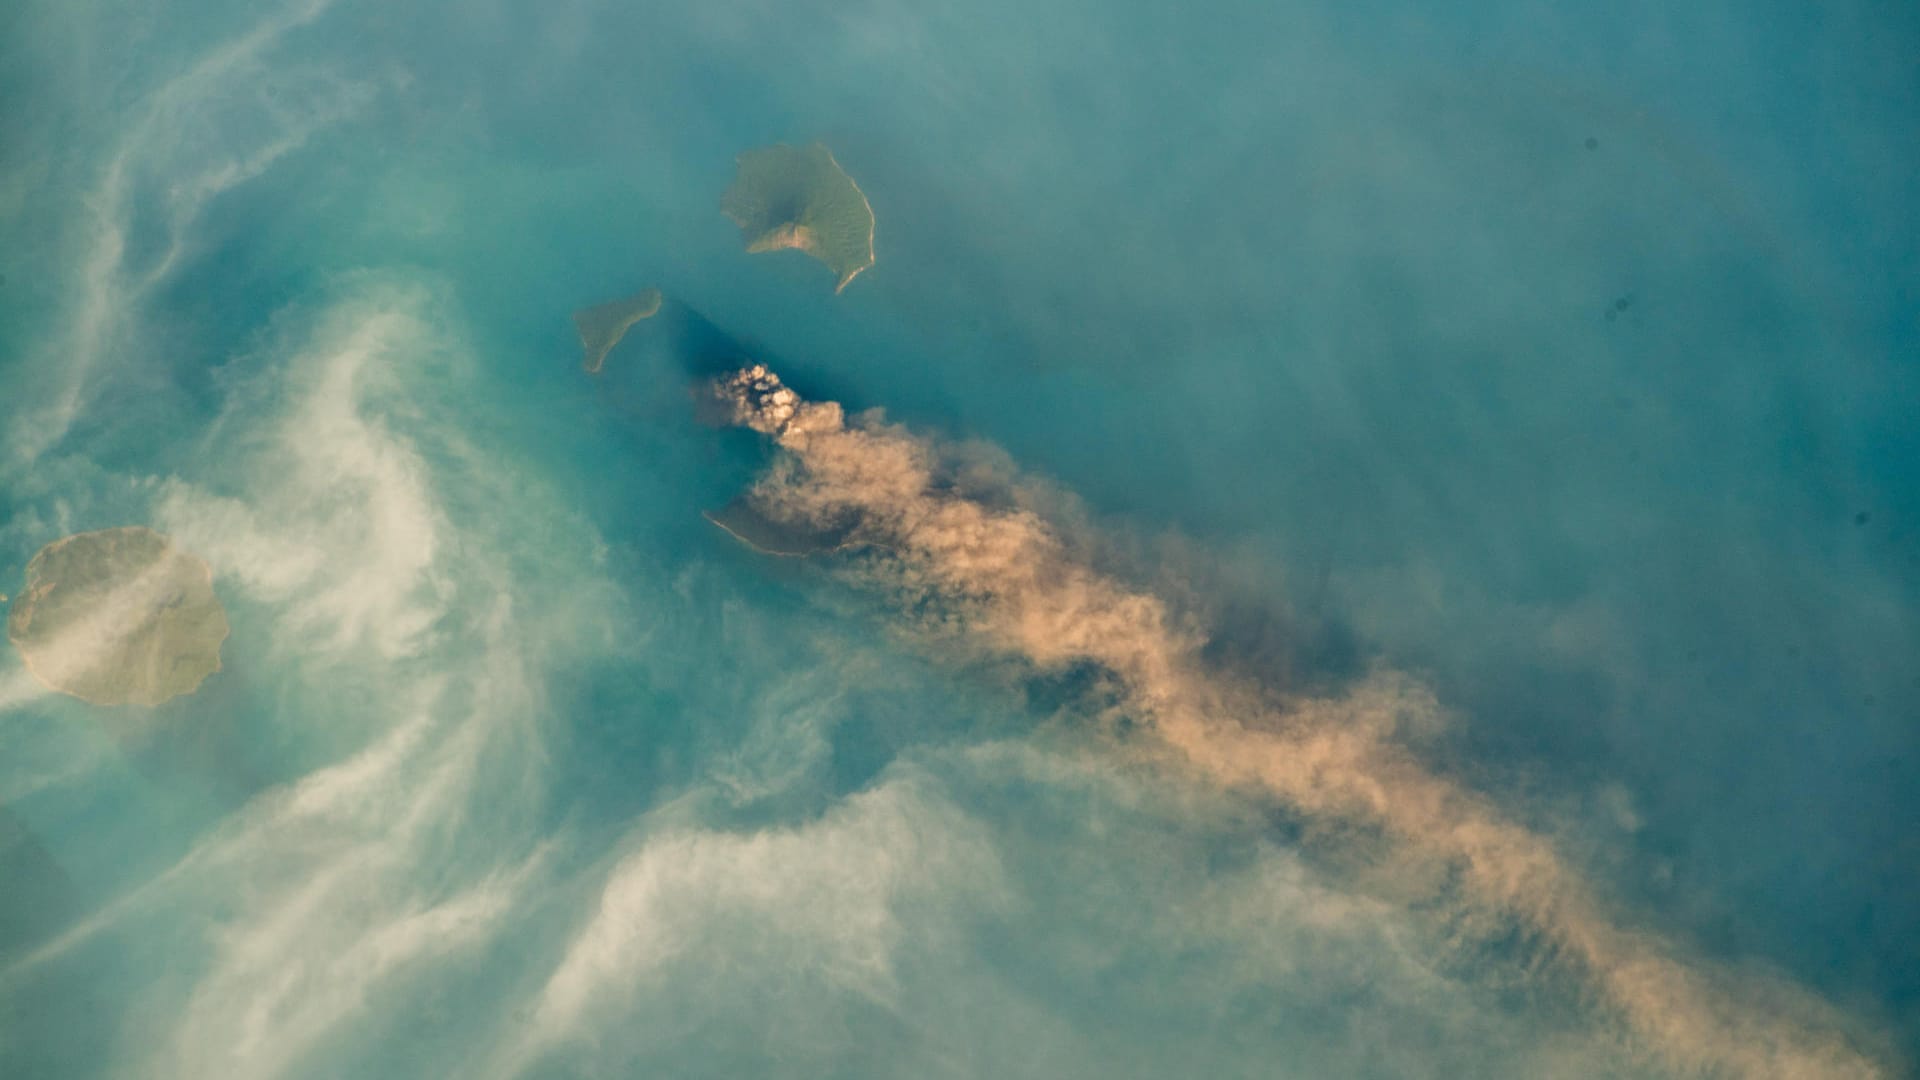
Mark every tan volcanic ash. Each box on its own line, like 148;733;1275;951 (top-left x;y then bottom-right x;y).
708;363;1886;1080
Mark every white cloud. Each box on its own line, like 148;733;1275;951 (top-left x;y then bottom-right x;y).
158;301;450;662
511;771;1007;1069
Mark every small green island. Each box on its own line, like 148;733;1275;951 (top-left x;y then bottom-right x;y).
721;143;876;293
574;287;664;374
6;526;229;707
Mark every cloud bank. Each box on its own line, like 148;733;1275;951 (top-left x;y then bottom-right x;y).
503;771;1008;1075
2;279;625;1080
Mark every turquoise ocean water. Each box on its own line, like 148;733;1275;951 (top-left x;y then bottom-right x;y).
1;1;1915;1076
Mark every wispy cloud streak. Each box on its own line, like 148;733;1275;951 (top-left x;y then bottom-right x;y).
496;771;1007;1078
711;363;1885;1079
9;0;367;464
2;283;616;1080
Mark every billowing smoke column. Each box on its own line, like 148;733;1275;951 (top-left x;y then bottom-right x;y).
711;364;1883;1080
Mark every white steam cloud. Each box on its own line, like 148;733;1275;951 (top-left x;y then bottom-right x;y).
710;363;1886;1080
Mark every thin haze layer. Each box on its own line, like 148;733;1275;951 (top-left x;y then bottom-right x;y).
711;363;1884;1080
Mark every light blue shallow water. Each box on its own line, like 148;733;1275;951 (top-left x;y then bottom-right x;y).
1;1;1915;1077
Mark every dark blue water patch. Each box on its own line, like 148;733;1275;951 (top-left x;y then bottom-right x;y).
5;735;203;916
51;318;237;480
0;804;78;963
1198;594;1370;697
545;653;699;825
577;297;870;416
819;690;939;801
0;933;130;1079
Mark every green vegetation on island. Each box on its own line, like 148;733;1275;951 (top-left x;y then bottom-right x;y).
721;143;876;293
574;287;664;373
6;526;229;707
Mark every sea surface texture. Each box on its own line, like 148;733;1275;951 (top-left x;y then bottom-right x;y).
1;1;1915;1077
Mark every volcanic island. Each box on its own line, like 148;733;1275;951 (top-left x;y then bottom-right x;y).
721;143;876;293
574;286;664;374
6;526;229;706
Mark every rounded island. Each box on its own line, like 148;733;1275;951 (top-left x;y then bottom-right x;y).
7;526;229;706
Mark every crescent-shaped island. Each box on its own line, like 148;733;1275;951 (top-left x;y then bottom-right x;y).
721;142;876;293
574;287;664;374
